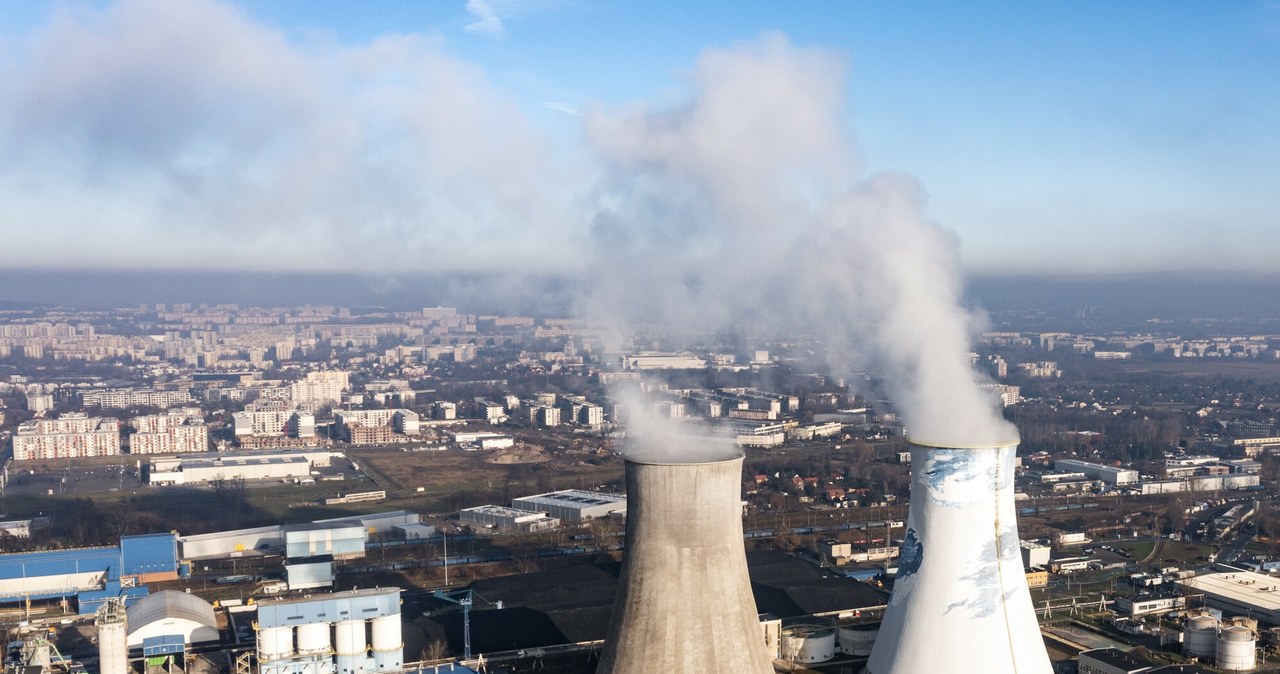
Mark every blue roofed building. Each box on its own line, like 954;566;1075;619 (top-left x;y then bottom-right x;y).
0;532;181;613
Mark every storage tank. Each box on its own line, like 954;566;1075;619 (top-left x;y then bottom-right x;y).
295;622;331;656
369;614;402;671
866;439;1052;674
781;625;836;664
596;446;774;674
1183;614;1219;658
258;625;295;661
1230;616;1259;633
837;624;878;657
334;619;367;674
1216;626;1257;671
95;598;128;674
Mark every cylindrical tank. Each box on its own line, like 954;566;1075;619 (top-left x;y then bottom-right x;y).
866;440;1052;674
95;600;128;674
370;614;402;670
1230;616;1259;633
596;446;774;674
258;626;294;661
781;625;836;664
295;622;331;655
334;619;367;674
1216;626;1257;671
1184;614;1220;657
837;624;878;657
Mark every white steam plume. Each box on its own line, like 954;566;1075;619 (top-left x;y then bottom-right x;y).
582;33;1016;449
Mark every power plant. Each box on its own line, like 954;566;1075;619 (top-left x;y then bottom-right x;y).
866;439;1052;674
596;446;774;674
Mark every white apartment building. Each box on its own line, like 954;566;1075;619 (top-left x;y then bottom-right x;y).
130;411;208;455
232;400;316;438
290;370;349;406
13;413;121;460
81;387;194;409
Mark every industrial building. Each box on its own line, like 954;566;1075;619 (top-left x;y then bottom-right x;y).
510;489;626;522
459;505;559;532
1054;459;1139;486
125;590;219;648
284;522;367;560
177;511;420;560
1178;570;1280;624
0;533;179;612
286;556;335;590
255;587;403;674
147;449;339;485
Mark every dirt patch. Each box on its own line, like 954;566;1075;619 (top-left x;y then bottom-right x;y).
484;443;550;464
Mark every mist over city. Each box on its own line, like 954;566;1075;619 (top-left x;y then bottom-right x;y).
1;2;1279;674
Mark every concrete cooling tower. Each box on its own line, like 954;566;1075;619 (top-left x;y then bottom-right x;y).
866;439;1051;674
596;447;773;674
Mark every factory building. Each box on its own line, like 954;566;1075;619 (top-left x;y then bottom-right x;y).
511;489;627;523
177;511;419;560
459;505;559;532
1054;459;1139;486
255;587;403;674
286;556;336;591
1178;571;1280;624
147;449;338;485
0;533;179;611
284;522;367;560
125;590;219;648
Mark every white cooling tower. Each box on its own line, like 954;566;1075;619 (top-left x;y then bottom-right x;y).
866;439;1051;674
596;447;774;674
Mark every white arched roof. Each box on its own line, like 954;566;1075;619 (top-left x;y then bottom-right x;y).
126;591;219;648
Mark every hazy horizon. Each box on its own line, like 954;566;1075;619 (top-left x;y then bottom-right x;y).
4;268;1280;327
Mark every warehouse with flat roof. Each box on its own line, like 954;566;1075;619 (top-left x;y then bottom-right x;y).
510;489;626;522
1178;570;1280;624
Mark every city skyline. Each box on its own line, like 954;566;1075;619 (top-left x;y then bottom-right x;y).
0;1;1276;276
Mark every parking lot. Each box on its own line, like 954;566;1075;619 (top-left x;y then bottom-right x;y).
4;464;143;496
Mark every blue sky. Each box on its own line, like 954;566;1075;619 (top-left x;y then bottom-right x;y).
0;0;1277;275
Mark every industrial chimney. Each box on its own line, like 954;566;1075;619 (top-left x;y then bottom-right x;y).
866;439;1051;674
597;446;773;674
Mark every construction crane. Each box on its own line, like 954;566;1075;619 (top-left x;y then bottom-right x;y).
431;589;503;660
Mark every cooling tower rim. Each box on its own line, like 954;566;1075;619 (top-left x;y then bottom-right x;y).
908;437;1020;450
622;447;743;466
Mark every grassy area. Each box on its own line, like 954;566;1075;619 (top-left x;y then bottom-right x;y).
1154;540;1216;566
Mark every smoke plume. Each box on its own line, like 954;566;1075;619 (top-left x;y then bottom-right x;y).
583;33;1016;448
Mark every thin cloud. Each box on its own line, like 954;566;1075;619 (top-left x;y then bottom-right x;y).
542;101;580;116
464;0;505;37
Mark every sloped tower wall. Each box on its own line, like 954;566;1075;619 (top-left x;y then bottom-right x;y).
597;449;773;674
866;440;1052;674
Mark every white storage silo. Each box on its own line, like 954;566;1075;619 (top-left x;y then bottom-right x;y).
781;625;836;664
95;599;128;674
837;624;878;657
295;622;331;656
369;614;402;671
334;619;367;674
1183;614;1219;658
258;625;295;662
1216;626;1257;671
